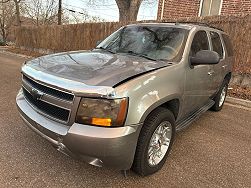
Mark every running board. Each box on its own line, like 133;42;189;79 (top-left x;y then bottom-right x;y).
176;100;215;132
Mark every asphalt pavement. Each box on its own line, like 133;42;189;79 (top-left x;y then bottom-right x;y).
0;51;250;188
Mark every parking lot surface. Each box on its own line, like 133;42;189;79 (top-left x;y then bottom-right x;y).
0;52;250;188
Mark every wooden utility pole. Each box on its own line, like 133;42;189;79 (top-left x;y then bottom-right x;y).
13;0;21;26
58;0;62;25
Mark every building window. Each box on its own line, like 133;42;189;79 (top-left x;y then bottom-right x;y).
199;0;223;16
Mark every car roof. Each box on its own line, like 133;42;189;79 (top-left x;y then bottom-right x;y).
127;23;194;30
126;22;227;35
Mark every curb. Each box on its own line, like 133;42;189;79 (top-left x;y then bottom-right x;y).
0;49;32;59
225;96;251;109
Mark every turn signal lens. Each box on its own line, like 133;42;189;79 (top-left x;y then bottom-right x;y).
116;99;128;125
91;118;112;126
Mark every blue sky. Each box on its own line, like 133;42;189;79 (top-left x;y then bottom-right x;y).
63;0;159;22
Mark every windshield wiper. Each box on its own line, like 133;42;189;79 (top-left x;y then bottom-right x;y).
124;51;157;61
95;47;115;54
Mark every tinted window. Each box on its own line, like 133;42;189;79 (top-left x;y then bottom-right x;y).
190;30;209;57
222;34;233;56
210;31;223;58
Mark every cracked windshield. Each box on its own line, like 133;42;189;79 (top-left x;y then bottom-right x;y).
98;26;188;61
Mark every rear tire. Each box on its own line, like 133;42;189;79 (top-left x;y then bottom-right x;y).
211;79;229;111
132;107;175;176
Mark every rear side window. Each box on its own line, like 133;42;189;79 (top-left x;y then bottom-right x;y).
190;30;209;57
210;31;224;58
222;34;233;56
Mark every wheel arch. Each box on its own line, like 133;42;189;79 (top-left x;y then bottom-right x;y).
159;99;180;120
139;96;181;124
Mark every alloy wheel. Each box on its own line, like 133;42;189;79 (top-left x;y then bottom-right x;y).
147;121;172;166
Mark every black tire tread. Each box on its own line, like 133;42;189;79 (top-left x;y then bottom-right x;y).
132;107;175;176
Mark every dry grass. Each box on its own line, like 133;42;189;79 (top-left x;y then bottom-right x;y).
228;85;251;100
6;47;43;57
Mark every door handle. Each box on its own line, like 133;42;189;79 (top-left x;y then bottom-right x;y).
208;71;214;76
222;65;228;69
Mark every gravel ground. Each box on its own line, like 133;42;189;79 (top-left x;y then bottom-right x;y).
0;51;251;188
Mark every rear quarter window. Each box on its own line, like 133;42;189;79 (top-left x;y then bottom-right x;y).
222;34;234;57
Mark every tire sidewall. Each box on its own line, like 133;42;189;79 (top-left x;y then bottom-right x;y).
140;110;175;175
214;80;228;111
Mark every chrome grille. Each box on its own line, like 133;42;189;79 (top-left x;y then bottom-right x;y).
23;75;74;101
22;74;74;124
22;88;70;122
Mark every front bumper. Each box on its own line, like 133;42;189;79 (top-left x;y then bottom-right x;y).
16;90;142;170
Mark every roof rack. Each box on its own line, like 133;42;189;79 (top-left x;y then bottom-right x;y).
174;21;224;31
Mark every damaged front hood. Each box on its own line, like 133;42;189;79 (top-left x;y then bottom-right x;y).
25;50;172;87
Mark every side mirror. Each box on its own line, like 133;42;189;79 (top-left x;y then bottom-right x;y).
96;40;102;46
190;50;220;66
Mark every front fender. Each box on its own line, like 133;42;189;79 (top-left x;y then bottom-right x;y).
114;64;185;126
139;94;182;123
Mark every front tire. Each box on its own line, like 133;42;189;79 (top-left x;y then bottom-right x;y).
132;107;175;176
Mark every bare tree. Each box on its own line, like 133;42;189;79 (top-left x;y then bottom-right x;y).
23;0;58;26
0;0;16;42
2;0;22;26
88;0;155;22
115;0;143;22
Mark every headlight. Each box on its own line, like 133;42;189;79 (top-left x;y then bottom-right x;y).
76;97;128;127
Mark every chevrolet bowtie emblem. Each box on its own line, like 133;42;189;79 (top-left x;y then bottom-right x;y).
31;88;43;100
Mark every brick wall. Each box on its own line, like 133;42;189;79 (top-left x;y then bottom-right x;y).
157;0;251;19
157;0;200;19
221;0;251;15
